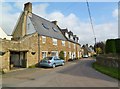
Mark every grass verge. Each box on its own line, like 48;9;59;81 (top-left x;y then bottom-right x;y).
92;62;120;80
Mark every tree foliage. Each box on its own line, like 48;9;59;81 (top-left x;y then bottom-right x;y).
94;41;105;54
59;51;65;60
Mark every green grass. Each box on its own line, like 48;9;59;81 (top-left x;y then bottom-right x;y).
92;62;120;80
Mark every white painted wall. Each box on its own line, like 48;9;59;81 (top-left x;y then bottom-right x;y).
0;27;12;40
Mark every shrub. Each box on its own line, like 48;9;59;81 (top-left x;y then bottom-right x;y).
59;51;65;60
105;39;116;54
115;39;120;53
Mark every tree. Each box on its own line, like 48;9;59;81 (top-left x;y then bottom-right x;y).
94;41;105;54
59;51;65;60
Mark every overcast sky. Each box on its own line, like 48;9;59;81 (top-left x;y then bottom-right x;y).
0;0;118;45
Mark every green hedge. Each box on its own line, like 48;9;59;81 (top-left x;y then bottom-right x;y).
105;38;120;54
105;39;116;54
115;39;120;53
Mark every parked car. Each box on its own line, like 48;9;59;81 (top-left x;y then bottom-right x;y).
39;56;65;68
83;55;88;58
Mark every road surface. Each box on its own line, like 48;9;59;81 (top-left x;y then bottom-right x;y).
2;58;119;87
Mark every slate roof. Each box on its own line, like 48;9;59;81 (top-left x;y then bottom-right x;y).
29;13;66;41
61;29;80;45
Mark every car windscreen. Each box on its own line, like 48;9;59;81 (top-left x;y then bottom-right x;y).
43;57;52;60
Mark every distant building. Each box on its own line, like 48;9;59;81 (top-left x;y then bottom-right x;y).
0;27;12;40
82;44;95;57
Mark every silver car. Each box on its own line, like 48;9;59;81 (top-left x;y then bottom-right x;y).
39;56;65;68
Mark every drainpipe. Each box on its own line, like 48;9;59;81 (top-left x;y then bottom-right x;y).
38;34;40;63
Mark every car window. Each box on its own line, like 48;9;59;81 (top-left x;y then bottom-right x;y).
54;57;58;60
43;57;52;60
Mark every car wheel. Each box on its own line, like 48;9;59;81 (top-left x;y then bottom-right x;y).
62;62;64;66
52;64;56;68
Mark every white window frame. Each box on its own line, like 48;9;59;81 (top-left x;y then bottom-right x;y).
62;41;65;46
69;52;71;58
51;51;58;57
70;35;73;40
42;51;48;58
65;33;69;38
42;36;46;44
53;38;57;45
64;51;66;57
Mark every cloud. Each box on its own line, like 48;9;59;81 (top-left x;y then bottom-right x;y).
1;2;118;45
112;8;118;18
33;3;49;17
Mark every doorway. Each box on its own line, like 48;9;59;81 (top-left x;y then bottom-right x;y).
10;51;27;69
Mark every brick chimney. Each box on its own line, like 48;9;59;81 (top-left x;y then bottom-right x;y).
24;2;32;13
22;2;32;37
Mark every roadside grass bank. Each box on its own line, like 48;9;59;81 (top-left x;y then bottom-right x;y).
92;62;120;80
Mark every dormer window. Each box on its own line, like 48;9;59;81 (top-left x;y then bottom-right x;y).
70;35;73;40
52;27;58;32
42;23;49;29
75;38;77;42
65;33;69;38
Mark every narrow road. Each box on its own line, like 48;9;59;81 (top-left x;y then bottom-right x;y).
2;58;118;87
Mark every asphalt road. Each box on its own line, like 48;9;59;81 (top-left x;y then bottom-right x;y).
2;58;119;87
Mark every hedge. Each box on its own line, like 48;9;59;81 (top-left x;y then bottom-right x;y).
105;39;116;54
105;38;120;54
115;39;120;53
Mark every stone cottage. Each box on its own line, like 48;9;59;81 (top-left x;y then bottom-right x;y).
1;2;81;71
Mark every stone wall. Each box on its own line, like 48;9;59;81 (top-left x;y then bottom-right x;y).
0;33;38;71
1;39;20;71
19;33;38;67
96;54;120;69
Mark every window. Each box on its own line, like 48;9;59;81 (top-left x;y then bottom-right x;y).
70;35;73;40
68;42;71;48
69;52;71;58
43;57;52;60
65;33;69;38
75;38;78;42
51;51;58;57
42;36;46;44
52;27;58;32
42;51;47;59
53;38;57;45
62;41;65;46
42;23;49;29
74;52;76;58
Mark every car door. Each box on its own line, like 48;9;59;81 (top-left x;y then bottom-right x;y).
57;58;62;65
54;56;59;65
